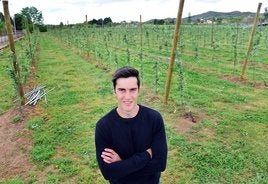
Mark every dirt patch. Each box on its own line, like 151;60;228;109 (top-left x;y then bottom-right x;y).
221;75;267;89
251;81;268;89
174;112;200;134
0;105;34;181
222;75;248;84
234;104;253;110
142;92;160;106
171;109;216;142
249;62;268;71
81;53;112;72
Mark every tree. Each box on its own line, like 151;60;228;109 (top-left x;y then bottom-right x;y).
153;19;164;25
38;24;47;32
21;6;43;25
187;12;192;24
0;19;5;33
216;17;223;24
0;12;15;32
264;7;268;20
0;12;5;33
88;19;98;25
14;13;24;30
0;12;4;22
103;17;112;25
97;18;103;26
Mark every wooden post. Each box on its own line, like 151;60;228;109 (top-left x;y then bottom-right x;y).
2;0;25;105
25;18;33;58
211;18;214;47
240;3;262;79
140;15;143;50
139;15;143;83
164;0;185;104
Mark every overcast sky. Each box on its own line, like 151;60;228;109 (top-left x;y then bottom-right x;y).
6;0;268;25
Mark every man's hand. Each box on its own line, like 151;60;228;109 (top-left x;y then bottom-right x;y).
101;148;122;164
146;148;152;159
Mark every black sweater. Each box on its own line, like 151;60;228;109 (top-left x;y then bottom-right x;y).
95;105;167;184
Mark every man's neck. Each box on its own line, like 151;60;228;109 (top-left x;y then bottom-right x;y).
117;105;139;119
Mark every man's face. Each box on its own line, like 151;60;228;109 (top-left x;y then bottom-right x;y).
115;77;139;114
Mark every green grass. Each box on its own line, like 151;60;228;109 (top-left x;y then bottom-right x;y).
0;49;15;115
2;177;25;184
11;115;22;123
0;36;36;115
0;27;267;183
25;35;114;183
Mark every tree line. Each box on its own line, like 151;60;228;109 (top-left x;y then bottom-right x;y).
0;6;46;34
88;17;112;26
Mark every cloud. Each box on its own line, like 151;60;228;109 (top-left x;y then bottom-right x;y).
8;0;268;25
67;1;95;6
93;0;134;3
194;0;222;2
46;8;65;14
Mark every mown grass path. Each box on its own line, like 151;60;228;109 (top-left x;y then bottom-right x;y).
30;34;188;183
1;33;267;183
28;34;118;183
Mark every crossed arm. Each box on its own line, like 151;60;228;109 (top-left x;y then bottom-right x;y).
101;148;152;164
95;115;167;180
96;134;166;180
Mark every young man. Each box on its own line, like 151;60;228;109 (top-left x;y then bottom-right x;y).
95;66;167;184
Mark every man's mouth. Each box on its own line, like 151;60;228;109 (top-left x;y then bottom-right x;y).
124;101;132;106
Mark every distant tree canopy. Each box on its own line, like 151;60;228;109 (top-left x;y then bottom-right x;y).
187;12;192;23
0;12;4;22
103;17;112;25
264;7;268;20
0;13;5;33
215;17;223;24
153;19;165;25
1;6;46;33
21;6;43;25
151;18;175;25
20;6;47;32
0;12;15;33
14;13;24;30
88;17;112;26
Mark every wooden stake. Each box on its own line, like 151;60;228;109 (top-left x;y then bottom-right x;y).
140;15;143;50
2;0;25;105
240;3;262;79
139;15;143;83
164;0;185;104
25;18;33;58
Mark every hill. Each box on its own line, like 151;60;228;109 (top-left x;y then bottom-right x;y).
145;11;257;24
186;11;255;21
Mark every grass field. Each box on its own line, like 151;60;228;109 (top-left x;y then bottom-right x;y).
0;26;267;183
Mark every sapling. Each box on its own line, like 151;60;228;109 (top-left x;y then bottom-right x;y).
231;22;239;72
250;29;262;82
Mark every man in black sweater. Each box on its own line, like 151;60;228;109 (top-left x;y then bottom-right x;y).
95;66;167;184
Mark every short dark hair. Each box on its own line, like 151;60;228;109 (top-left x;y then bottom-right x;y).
112;66;140;90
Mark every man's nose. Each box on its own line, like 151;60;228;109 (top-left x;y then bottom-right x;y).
124;90;131;98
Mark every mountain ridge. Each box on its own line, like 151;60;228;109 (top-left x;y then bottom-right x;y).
187;10;255;20
145;11;257;24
